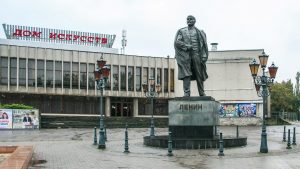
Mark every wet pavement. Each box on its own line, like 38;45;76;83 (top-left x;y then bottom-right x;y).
0;125;300;169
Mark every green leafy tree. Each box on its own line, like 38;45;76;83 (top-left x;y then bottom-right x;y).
271;80;297;112
296;72;300;96
295;72;300;112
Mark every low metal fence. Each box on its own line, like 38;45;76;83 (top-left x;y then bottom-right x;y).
271;112;299;121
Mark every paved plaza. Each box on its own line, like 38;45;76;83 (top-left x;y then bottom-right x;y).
0;125;300;169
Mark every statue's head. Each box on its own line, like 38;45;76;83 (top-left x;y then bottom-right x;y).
186;15;196;27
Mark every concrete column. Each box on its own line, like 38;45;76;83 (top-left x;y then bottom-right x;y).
133;98;139;117
105;97;111;117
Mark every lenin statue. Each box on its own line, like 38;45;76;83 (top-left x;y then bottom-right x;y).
174;15;209;97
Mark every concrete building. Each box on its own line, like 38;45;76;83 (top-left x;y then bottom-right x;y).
0;24;264;119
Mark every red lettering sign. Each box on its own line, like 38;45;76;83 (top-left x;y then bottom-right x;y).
9;27;113;47
31;31;42;37
95;37;101;43
66;34;72;40
87;37;94;42
73;35;80;41
58;34;65;40
23;30;31;36
80;36;87;42
101;38;108;44
13;29;42;38
49;33;57;39
13;29;23;36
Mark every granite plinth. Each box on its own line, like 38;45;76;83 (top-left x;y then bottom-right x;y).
169;96;220;126
169;126;214;138
169;96;220;139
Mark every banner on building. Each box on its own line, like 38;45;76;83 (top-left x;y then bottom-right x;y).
219;103;256;117
0;109;39;129
2;24;116;48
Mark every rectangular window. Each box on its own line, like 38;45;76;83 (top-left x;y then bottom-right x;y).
120;66;126;91
46;60;53;88
0;57;8;85
55;61;62;88
28;59;35;87
72;62;79;89
88;63;95;90
128;66;134;91
80;63;87;89
135;67;141;91
63;62;70;89
164;68;169;92
112;65;119;91
105;64;111;90
170;69;174;92
19;58;26;86
142;67;148;85
157;68;162;85
37;60;44;87
150;68;155;80
154;99;168;115
10;58;17;86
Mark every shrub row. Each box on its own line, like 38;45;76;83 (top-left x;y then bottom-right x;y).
0;103;35;109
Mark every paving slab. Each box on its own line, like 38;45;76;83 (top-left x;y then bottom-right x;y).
0;125;299;169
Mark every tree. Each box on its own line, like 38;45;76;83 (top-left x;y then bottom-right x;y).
296;72;300;96
295;72;300;114
271;80;297;112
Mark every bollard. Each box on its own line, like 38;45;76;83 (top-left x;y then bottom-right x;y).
104;125;107;141
93;127;97;145
218;133;224;156
287;129;292;149
124;123;130;153
283;126;286;142
236;125;239;138
292;127;297;145
167;131;173;156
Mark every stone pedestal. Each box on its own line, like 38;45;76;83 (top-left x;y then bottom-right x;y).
144;96;247;149
168;96;220;139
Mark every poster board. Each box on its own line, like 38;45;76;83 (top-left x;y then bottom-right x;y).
219;103;256;117
0;109;13;129
0;109;39;129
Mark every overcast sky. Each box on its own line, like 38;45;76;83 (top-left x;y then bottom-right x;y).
0;0;299;84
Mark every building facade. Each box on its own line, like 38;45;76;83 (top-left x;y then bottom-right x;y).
0;38;176;117
0;39;264;118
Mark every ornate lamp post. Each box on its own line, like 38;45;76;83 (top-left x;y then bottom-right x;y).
142;77;161;138
249;51;278;153
94;54;110;149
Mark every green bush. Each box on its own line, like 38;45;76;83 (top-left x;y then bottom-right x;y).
0;103;34;109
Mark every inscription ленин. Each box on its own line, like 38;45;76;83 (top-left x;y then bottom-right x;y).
179;104;202;111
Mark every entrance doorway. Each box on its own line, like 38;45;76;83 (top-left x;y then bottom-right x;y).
111;98;133;117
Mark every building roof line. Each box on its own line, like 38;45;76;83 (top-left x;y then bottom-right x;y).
209;49;264;52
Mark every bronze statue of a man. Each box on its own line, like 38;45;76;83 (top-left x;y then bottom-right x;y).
174;15;209;97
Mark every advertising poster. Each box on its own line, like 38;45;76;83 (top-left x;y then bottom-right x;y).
12;109;39;129
238;103;256;117
220;103;256;117
0;109;13;129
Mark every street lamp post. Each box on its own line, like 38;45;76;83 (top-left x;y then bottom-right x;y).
249;51;278;153
142;77;161;138
94;54;110;149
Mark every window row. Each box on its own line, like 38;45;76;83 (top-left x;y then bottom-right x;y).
0;57;175;92
0;57;95;89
